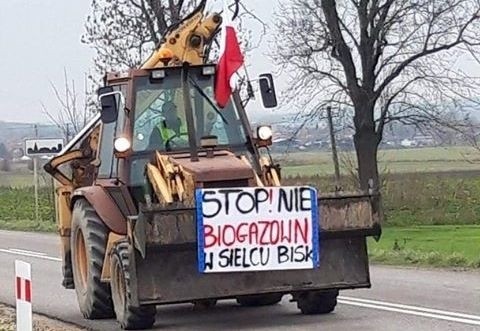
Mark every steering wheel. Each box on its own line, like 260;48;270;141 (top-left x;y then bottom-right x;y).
165;132;189;151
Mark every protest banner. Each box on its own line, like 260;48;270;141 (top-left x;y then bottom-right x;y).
196;186;319;273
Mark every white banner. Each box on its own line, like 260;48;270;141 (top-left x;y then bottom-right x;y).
196;186;320;273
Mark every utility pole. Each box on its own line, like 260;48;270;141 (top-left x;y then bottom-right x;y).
66;123;71;142
33;124;39;225
327;106;341;189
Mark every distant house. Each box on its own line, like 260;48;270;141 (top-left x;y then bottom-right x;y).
400;139;417;147
271;137;302;152
413;134;436;146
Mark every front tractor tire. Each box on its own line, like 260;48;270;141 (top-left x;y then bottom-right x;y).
110;240;156;330
296;290;339;315
71;199;114;319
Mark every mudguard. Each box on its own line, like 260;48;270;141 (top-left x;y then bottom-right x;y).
71;185;127;235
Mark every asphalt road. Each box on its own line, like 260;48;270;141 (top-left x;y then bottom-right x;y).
0;230;479;331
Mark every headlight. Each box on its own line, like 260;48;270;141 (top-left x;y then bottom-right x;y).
151;69;166;80
114;137;131;153
202;66;216;75
257;126;273;140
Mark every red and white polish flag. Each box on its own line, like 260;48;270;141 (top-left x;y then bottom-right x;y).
214;0;245;108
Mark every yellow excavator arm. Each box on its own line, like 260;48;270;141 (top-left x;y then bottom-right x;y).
142;2;222;69
141;1;282;194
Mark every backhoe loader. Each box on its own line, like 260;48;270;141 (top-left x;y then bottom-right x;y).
44;1;382;329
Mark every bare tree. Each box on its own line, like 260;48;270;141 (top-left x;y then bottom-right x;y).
81;0;263;83
274;0;480;189
81;0;197;112
82;0;196;75
461;113;480;152
42;69;91;141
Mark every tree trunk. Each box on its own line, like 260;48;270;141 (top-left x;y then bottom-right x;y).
352;97;380;191
353;128;379;191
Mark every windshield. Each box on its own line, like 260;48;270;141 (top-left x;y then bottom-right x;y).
132;70;247;152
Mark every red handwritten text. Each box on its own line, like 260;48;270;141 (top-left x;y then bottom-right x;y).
204;218;310;248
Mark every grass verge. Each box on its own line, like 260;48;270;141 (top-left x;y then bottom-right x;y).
285;172;480;226
0;219;56;233
369;226;480;268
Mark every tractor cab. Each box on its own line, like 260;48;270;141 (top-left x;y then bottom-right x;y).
94;64;279;205
102;66;248;151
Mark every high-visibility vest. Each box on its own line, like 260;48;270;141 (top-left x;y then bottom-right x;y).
158;121;188;142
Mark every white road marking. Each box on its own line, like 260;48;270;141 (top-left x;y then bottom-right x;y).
1;242;478;327
340;296;480;321
0;249;61;262
9;248;47;256
339;298;480;326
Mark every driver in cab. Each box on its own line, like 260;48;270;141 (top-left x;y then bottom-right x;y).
149;101;188;150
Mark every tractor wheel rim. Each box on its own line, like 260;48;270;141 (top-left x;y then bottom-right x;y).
75;230;88;289
113;257;126;311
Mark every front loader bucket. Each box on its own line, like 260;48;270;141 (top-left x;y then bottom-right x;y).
127;192;381;305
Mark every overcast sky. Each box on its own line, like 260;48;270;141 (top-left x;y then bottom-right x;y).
0;1;94;123
2;1;480;125
0;0;279;124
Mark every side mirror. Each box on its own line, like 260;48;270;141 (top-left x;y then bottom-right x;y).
97;86;120;124
259;74;278;108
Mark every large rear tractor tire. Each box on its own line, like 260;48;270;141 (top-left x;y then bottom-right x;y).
236;293;283;307
110;240;156;330
71;199;114;319
296;290;338;315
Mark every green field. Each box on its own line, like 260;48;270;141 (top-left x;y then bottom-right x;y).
0;186;55;226
0;170;33;187
0;146;479;268
0;146;478;187
369;226;480;268
0;162;51;188
278;146;480;176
